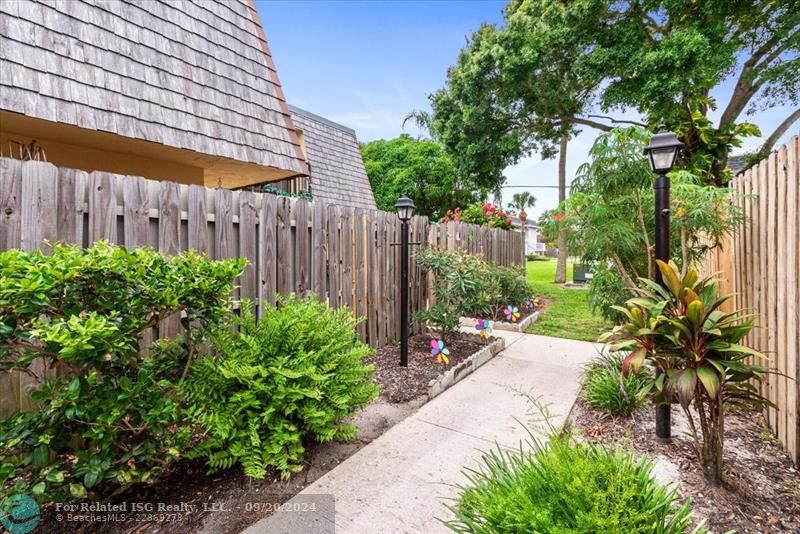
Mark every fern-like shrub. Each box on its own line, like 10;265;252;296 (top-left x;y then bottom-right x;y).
581;352;652;416
444;434;696;533
184;295;378;479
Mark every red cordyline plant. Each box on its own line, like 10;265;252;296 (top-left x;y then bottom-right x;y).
600;260;773;485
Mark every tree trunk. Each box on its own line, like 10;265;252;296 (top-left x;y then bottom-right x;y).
555;135;568;284
700;399;725;485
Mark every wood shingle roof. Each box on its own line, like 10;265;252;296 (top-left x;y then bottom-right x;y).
0;0;308;175
290;105;377;211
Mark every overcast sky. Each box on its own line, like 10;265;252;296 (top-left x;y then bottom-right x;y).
258;0;798;221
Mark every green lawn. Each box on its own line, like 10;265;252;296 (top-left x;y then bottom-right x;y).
524;259;611;342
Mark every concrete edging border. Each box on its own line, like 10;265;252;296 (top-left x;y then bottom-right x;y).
459;311;539;333
427;336;506;400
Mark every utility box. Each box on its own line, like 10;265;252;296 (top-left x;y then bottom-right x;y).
573;264;593;283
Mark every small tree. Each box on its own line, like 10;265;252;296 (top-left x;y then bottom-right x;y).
601;261;772;485
508;191;536;220
539;127;745;320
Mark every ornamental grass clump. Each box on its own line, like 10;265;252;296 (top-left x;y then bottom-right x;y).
601;260;771;485
183;295;378;479
581;351;652;416
444;433;696;533
0;242;244;503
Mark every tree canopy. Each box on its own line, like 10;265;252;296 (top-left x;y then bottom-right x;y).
429;0;799;187
360;134;479;219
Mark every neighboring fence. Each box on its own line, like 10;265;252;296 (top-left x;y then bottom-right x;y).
0;157;523;415
698;135;799;463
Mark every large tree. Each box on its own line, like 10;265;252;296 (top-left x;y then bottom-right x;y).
360;134;478;219
586;0;799;184
428;0;800;183
428;0;624;282
428;0;797;280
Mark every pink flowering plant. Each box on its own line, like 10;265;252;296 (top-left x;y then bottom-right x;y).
441;202;513;230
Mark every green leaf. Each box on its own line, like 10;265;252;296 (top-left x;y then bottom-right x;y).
46;470;65;483
673;369;697;409
656;260;682;299
686;300;704;328
31;481;46;496
69;483;87;499
32;444;50;467
696;366;719;398
83;470;100;489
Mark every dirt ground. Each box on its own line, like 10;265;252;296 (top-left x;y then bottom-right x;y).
367;332;489;403
572;399;800;533
36;398;424;534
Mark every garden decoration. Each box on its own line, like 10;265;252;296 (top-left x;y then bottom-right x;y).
430;339;451;365
504;305;520;322
475;319;493;339
522;297;539;313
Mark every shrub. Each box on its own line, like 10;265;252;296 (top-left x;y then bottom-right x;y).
581;352;651;416
441;202;513;229
587;263;630;323
493;265;530;311
0;242;244;502
414;248;491;339
526;253;549;262
415;248;533;331
444;434;696;533
602;260;772;484
183;295;378;479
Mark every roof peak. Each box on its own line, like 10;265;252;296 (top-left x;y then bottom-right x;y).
289;105;356;136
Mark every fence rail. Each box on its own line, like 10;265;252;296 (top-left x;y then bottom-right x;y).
0;158;523;416
698;135;799;463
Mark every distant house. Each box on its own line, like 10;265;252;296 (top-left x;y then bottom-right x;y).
510;215;546;256
0;0;376;209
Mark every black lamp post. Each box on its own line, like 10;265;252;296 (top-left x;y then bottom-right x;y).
644;129;684;442
395;194;415;367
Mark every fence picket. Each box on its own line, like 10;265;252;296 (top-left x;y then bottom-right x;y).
259;193;278;310
239;191;259;313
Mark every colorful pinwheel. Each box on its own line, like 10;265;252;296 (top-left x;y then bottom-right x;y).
475;319;493;339
504;305;521;322
430;339;450;365
522;296;540;312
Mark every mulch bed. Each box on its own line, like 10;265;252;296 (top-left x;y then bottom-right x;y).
572;398;800;532
366;332;490;403
36;444;352;534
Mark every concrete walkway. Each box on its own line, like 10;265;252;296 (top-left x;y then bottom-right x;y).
244;332;599;534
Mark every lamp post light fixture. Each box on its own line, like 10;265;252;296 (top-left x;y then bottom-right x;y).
644;128;684;442
395;194;415;367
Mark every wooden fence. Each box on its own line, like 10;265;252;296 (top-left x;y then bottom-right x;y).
0;157;523;415
698;135;799;462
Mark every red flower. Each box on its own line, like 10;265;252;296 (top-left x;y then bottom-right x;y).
506;217;512;225
554;213;565;222
498;210;505;218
